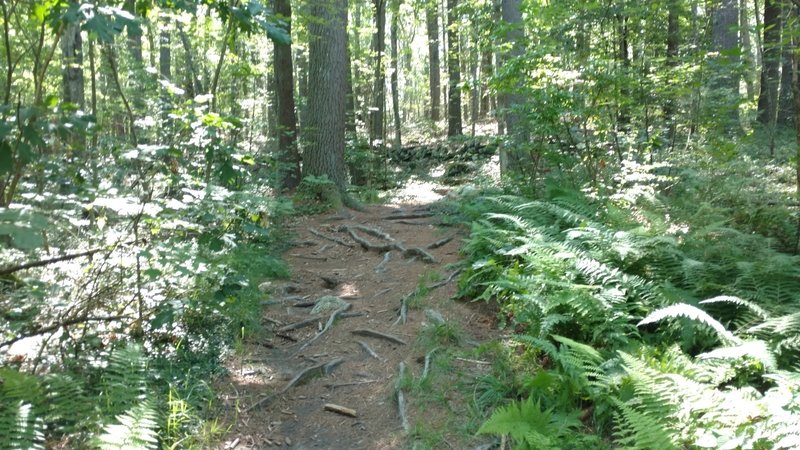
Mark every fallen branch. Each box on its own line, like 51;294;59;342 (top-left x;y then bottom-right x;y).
0;315;130;349
309;228;353;248
324;403;358;417
355;340;384;361
245;358;345;412
351;328;407;345
0;245;117;277
397;362;410;432
427;234;455;250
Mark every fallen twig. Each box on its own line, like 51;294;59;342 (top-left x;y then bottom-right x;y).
325;379;379;388
324;403;358;417
289;254;328;261
355;340;385;361
351;328;407;345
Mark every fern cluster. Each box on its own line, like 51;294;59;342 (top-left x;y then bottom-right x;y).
462;189;800;449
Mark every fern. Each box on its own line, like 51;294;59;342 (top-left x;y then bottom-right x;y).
95;401;159;450
637;303;741;345
478;397;580;450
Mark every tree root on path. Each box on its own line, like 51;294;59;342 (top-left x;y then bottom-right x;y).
394;269;462;325
277;316;323;333
309;228;354;248
351;328;407;345
293;304;352;356
375;251;393;273
355;340;385;361
337;225;437;264
397;362;410;432
427;234;456;249
383;212;435;220
245;358;345;412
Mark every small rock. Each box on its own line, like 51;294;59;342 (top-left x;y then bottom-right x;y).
258;281;272;293
285;437;292;446
311;295;350;315
424;309;446;325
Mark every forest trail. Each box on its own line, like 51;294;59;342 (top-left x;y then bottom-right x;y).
215;194;498;449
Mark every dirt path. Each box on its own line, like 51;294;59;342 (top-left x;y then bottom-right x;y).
216;200;498;449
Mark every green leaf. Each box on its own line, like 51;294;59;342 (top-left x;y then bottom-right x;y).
0;223;44;249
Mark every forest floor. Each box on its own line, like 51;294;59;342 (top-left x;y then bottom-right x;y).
213;183;500;449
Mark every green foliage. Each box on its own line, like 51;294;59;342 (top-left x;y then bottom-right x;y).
293;175;342;213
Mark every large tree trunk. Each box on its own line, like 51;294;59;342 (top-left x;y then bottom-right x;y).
61;19;84;108
739;0;755;100
426;1;441;122
758;0;781;126
273;0;301;190
446;0;462;137
499;0;525;174
304;0;350;194
479;49;492;118
390;0;402;149
370;0;386;147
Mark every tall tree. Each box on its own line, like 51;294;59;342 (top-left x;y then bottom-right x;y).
273;0;301;190
499;0;524;174
390;0;402;148
758;0;781;128
711;0;740;130
426;0;441;121
370;0;386;147
304;0;350;196
664;0;680;141
446;0;462;136
60;17;84;109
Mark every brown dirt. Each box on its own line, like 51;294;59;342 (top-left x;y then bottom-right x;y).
214;200;499;450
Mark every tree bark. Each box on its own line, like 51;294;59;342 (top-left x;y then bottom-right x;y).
390;0;402;149
759;0;781;126
446;0;462;137
499;0;525;174
60;18;84;108
304;0;350;194
711;0;741;130
273;0;301;190
426;1;441;121
159;22;170;80
479;49;491;118
664;0;680;139
370;0;386;147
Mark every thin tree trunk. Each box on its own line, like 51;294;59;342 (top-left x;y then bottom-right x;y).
370;0;387;147
499;0;525;174
390;0;402;149
740;0;755;100
273;0;301;190
446;0;462;137
426;1;441;121
60;18;84;108
479;50;491;118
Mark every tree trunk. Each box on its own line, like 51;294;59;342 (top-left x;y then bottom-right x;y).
390;0;402;149
499;0;525;174
479;49;491;118
664;0;680;140
273;0;301;190
304;0;350;194
60;19;84;108
740;0;755;100
370;0;386;147
446;0;462;137
426;1;441;122
123;0;143;65
711;0;740;130
758;0;781;126
159;23;170;80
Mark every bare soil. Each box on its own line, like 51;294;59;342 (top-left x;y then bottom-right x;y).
214;199;499;450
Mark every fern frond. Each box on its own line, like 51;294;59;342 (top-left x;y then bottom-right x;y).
95;401;160;450
699;295;770;320
638;303;740;345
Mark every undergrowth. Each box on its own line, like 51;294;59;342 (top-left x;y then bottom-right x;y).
456;157;800;449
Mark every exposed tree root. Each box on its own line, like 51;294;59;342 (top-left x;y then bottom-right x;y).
351;328;407;345
375;251;393;273
427;234;455;249
397;362;410;432
383;212;435;220
422;347;440;380
294;304;352;355
355;340;384;361
245;358;345;412
277;316;323;333
309;228;354;248
338;225;437;264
